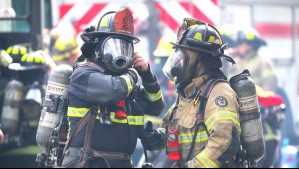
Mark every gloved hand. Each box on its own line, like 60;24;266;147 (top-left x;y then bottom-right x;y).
142;121;165;151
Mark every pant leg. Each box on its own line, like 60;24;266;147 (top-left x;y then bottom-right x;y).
62;151;134;168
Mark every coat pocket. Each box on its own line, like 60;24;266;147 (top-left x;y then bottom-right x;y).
174;97;199;129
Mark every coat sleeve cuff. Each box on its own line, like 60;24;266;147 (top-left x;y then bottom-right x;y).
139;64;156;83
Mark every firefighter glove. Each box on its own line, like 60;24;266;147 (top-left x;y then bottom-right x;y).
142;121;165;151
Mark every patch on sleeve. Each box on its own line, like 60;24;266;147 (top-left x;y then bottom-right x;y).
215;96;228;107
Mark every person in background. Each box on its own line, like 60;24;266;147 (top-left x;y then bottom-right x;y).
0;51;52;168
232;27;278;91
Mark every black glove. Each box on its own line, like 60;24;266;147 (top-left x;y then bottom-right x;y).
142;121;165;151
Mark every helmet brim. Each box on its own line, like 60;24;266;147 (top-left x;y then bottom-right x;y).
81;32;140;44
8;63;48;71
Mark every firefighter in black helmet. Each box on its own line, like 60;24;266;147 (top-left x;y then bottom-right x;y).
143;18;241;168
61;7;165;168
0;51;51;168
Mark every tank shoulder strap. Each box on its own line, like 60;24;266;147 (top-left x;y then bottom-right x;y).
196;78;228;123
186;77;228;162
62;105;99;167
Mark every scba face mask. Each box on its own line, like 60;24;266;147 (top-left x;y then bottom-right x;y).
97;36;134;74
163;48;187;84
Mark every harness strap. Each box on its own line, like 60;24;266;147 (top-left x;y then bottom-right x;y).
76;106;98;168
186;78;228;162
62;106;99;168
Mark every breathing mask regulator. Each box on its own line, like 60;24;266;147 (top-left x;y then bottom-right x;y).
80;7;140;74
94;35;134;74
163;18;235;84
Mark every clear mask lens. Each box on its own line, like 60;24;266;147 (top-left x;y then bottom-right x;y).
101;37;134;73
103;37;133;60
162;48;185;82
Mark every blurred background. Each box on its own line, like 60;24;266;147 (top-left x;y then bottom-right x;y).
0;0;299;168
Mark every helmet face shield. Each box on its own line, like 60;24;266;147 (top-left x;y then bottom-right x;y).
163;48;186;83
100;36;134;73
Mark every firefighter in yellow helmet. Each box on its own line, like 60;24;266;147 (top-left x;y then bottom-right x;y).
0;51;52;167
49;26;79;66
142;18;241;168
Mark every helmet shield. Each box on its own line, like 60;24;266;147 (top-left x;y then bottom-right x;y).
163;48;186;83
99;36;134;74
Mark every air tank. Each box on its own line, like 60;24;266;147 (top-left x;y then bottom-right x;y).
229;69;265;163
1;80;23;135
36;65;73;152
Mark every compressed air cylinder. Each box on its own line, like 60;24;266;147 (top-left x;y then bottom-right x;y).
229;70;265;162
1;80;23;135
36;65;73;152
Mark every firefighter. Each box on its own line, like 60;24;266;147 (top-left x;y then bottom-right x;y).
256;86;285;168
233;27;278;91
61;7;165;168
220;26;294;167
0;51;51;167
49;24;79;66
142;18;241;168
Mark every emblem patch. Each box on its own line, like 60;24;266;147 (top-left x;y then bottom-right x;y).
215;96;228;107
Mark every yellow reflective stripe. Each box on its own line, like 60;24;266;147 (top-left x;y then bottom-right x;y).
128;116;144;126
203;151;219;168
120;75;133;96
197;154;209;168
110;112;128;124
1;146;42;156
205;111;240;131
145;89;162;102
264;123;279;141
197;151;219;168
194;32;203;41
262;69;275;78
67;107;144;125
178;131;209;144
144;115;163;125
